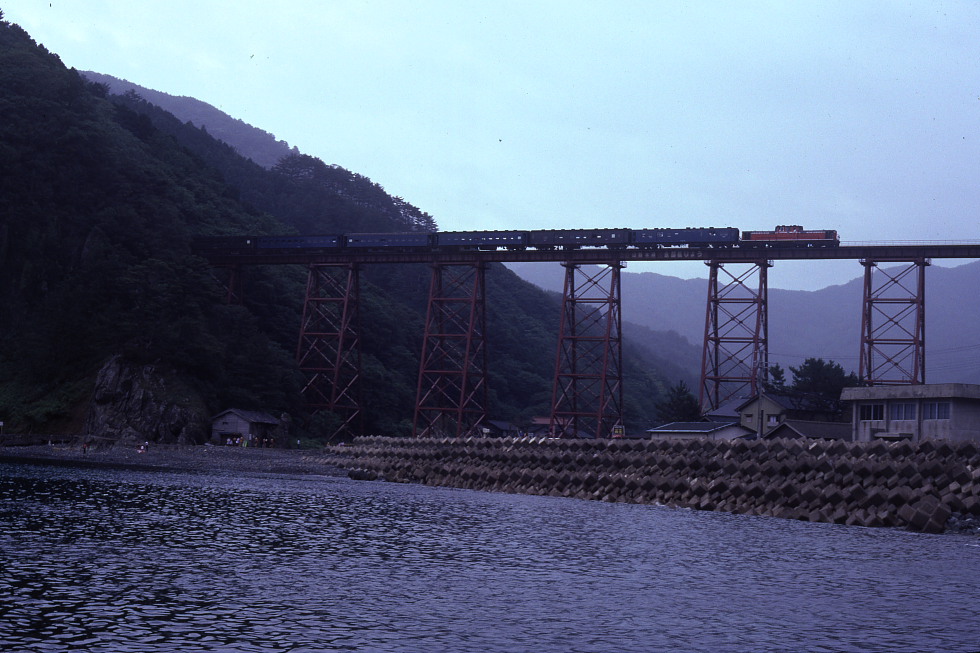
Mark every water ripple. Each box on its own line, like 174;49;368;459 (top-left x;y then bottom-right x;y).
1;463;978;652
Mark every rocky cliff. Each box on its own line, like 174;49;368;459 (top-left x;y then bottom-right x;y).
83;355;210;444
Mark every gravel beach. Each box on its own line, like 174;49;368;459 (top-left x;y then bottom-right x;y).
0;443;345;476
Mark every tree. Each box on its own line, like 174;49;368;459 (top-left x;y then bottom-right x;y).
765;363;788;392
786;357;861;414
655;381;702;424
790;358;859;394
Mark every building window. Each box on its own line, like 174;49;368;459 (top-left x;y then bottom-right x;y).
889;403;916;420
923;401;950;420
744;413;753;423
859;404;884;421
767;415;779;426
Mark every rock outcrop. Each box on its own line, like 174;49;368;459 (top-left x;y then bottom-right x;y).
83;355;210;444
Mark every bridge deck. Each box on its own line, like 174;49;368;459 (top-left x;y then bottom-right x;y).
196;243;980;266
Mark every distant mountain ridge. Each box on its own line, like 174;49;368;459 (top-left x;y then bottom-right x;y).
508;260;980;385
82;71;297;168
89;74;439;237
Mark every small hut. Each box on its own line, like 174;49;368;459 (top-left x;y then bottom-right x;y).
211;409;281;447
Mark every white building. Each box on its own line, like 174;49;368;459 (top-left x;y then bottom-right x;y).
840;384;980;443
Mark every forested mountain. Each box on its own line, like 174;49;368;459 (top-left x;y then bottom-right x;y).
82;71;297;169
0;16;683;440
0;17;297;435
81;72;438;236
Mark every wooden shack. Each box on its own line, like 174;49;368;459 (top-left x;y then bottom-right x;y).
211;409;281;446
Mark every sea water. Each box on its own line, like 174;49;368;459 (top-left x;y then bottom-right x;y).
1;461;978;653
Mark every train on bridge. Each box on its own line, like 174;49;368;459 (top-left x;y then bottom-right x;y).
195;225;839;254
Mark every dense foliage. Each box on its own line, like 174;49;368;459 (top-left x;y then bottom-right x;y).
654;381;702;424
0;19;299;430
0;16;682;439
766;358;861;416
83;70;298;169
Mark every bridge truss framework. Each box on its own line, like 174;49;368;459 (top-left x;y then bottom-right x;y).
201;241;977;438
296;263;362;439
859;259;928;386
549;262;624;439
413;263;489;438
699;260;770;414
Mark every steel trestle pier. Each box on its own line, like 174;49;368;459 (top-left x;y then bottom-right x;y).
296;264;361;438
413;263;489;438
859;259;928;385
550;262;624;439
214;264;243;305
699;260;770;414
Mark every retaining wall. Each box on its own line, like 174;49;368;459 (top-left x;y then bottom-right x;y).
321;436;980;533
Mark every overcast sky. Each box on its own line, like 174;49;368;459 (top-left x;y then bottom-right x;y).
4;1;979;289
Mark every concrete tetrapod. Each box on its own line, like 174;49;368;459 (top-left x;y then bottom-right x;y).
324;435;980;532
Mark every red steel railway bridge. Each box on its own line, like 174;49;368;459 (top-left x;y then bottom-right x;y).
195;240;980;439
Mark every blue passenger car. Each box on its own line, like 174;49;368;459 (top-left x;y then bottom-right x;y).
345;232;434;249
436;231;528;250
632;227;739;248
528;229;631;249
254;235;342;249
688;227;740;246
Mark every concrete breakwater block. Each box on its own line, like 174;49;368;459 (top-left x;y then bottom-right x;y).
325;436;980;532
898;495;951;534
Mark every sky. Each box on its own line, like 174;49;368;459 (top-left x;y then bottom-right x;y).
4;1;980;290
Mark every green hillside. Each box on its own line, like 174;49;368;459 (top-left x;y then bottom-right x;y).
0;18;299;432
0;15;677;440
83;70;297;169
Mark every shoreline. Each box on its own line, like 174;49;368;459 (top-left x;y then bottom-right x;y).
8;439;980;535
0;443;345;476
321;435;980;535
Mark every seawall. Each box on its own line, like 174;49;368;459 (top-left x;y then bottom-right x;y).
322;436;980;533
